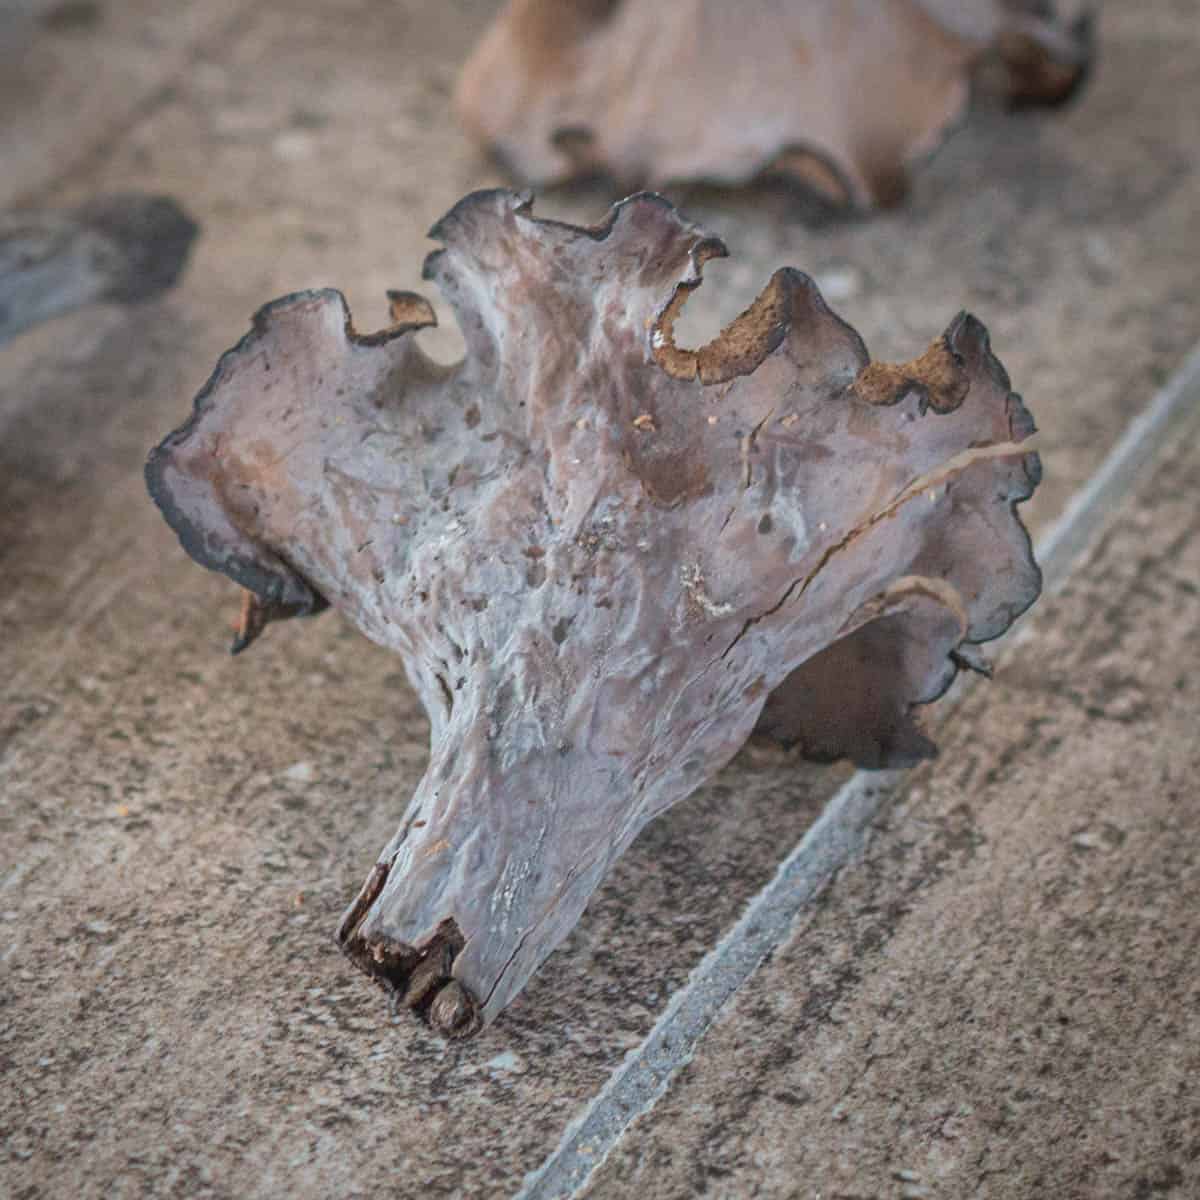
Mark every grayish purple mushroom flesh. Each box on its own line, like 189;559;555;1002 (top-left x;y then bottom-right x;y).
147;190;1041;1037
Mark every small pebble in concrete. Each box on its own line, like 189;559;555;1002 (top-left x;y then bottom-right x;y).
486;1050;527;1075
816;265;863;302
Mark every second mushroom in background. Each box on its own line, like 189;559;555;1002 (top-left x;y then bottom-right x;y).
0;194;198;348
456;0;1093;209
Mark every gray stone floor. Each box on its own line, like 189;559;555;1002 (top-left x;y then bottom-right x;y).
1;3;1198;1198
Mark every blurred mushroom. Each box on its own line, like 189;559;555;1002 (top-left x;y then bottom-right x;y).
147;189;1041;1035
456;0;1093;209
0;194;198;346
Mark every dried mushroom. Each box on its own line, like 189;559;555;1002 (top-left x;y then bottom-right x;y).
456;0;1093;208
147;190;1041;1036
0;195;198;346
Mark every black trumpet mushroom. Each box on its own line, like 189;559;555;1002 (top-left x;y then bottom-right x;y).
147;190;1041;1036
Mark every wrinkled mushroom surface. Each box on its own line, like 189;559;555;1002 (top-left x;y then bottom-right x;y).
455;0;1093;208
147;190;1041;1036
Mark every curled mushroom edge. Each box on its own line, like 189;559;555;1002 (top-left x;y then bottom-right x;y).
146;188;1042;1037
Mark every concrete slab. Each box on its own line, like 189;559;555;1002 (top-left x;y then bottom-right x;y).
582;410;1200;1199
0;0;250;209
1;1;1199;1197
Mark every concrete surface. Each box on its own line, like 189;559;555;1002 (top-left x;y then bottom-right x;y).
0;0;248;210
1;1;1198;1197
582;405;1200;1200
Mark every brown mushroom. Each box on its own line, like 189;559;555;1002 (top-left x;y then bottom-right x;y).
455;0;1093;209
146;190;1041;1035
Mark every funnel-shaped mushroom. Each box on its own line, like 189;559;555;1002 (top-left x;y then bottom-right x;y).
456;0;1093;208
147;190;1041;1036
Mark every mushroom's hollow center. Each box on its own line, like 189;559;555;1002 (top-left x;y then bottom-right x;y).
752;588;968;769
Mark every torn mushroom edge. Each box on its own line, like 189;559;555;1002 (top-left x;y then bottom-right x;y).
144;286;438;637
999;8;1096;111
812;313;1044;745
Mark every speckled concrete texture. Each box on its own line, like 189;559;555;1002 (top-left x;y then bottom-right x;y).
582;413;1200;1200
2;1;1199;1197
0;0;248;210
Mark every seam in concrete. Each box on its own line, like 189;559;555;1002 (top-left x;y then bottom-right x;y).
513;344;1200;1200
1028;340;1200;599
